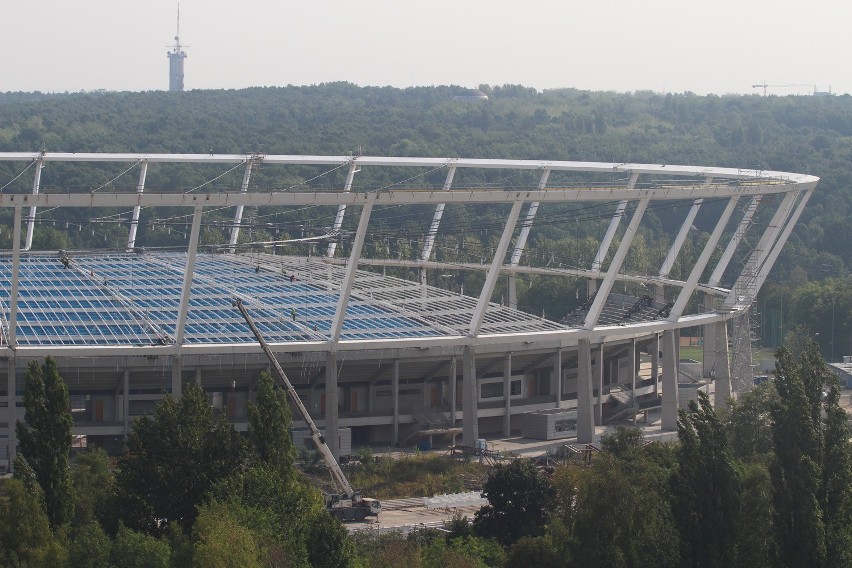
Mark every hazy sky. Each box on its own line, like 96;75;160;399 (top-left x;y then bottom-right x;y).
3;0;848;96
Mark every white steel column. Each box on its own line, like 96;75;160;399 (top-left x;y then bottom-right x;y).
726;188;814;308
553;347;562;407
583;197;650;329
228;160;254;249
325;352;340;458
708;196;761;287
591;172;639;272
173;204;204;346
658;197;706;279
326;161;359;258
507;170;551;308
712;321;732;409
127;161;148;250
23;157;44;251
392;359;400;446
462;346;478;446
661;330;679;431
718;191;795;296
468;200;523;336
329;203;373;343
577;338;594;444
667;196;740;320
8;205;22;348
7;358;16;470
420;165;457;285
629;339;637;423
502;352;512;437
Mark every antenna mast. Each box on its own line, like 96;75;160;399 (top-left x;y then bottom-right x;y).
167;3;188;92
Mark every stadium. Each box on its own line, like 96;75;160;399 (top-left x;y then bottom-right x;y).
0;152;818;466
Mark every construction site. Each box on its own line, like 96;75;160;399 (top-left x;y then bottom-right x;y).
0;152;817;470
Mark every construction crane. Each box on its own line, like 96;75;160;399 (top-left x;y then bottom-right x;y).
752;82;811;96
234;298;381;522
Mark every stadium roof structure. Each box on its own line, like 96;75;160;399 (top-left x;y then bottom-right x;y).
0;152;819;359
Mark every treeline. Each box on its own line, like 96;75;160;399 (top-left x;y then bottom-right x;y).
6;341;849;567
0;84;850;350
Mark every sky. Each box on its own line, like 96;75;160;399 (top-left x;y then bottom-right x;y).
2;0;849;96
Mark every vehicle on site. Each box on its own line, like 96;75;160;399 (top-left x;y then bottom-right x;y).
234;298;381;522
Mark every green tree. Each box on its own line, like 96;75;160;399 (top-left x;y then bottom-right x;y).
305;511;356;568
191;501;263;568
506;535;563;568
247;370;296;475
0;477;68;567
818;354;852;567
117;383;246;535
771;344;826;568
473;459;552;548
721;381;778;460
70;447;115;528
16;356;74;529
570;453;679;568
69;520;112;568
673;391;741;568
110;523;171;568
211;464;323;566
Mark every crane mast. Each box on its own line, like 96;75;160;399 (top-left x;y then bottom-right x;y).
234;299;354;496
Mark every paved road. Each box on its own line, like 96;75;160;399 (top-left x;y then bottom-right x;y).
347;503;482;535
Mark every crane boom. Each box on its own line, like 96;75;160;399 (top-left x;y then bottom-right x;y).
234;298;354;496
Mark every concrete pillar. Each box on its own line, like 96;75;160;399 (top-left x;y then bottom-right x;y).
587;278;597;299
577;339;595;443
171;356;182;396
392;359;400;446
595;344;604;425
712;321;732;409
194;367;202;387
703;320;718;378
554;347;562;407
629;339;637;425
661;330;679;431
503;353;512;437
652;334;660;396
449;355;457;445
123;369;130;442
7;358;16;470
462;346;478;446
325;352;339;459
654;283;665;304
508;276;518;310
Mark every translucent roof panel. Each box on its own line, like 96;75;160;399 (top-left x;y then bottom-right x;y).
0;252;444;347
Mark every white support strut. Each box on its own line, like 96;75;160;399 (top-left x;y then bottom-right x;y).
173;205;204;346
329;202;373;343
8;205;22;348
583;197;650;329
658;181;710;279
468;200;524;337
327;161;359;258
23;157;44;251
228;160;255;249
708;196;761;288
591;172;639;272
127;160;148;251
667;196;740;320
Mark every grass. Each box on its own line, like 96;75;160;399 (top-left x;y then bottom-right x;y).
342;452;489;500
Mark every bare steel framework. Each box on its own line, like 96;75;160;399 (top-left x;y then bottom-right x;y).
0;152;818;459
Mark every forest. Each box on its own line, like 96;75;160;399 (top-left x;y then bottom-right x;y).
5;342;850;567
0;83;849;355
